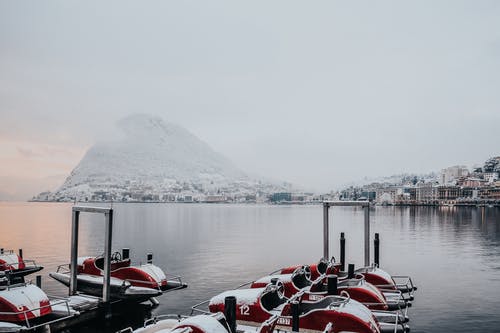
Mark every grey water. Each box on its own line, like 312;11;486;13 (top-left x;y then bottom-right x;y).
0;202;499;332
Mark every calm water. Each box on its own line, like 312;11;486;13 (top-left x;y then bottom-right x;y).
1;202;499;332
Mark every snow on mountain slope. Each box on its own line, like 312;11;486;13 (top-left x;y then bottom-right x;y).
42;114;279;201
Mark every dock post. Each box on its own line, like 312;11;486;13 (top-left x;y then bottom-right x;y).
18;249;23;259
364;205;370;267
122;248;130;260
224;296;237;333
70;209;80;296
103;210;113;303
36;275;42;288
327;275;338;295
340;232;346;272
374;233;380;266
348;264;355;279
291;301;300;332
323;203;329;260
147;253;153;264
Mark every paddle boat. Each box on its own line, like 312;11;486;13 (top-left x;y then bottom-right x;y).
206;282;409;333
251;269;408;312
50;251;186;302
75;252;186;292
0;283;52;323
0;250;43;284
278;258;416;296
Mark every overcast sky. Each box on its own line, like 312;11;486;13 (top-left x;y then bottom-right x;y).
1;1;500;200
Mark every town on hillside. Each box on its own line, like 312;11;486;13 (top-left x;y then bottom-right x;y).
32;156;500;206
338;156;500;206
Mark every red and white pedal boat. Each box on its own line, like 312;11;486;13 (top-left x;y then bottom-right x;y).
124;313;232;333
207;282;409;333
0;250;43;284
279;258;416;295
50;251;187;302
76;252;186;292
251;267;409;312
0;283;52;323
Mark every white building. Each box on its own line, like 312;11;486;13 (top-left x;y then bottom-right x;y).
484;172;499;183
440;165;469;185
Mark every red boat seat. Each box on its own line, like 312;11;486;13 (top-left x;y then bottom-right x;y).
299;297;341;315
317;260;328;275
94;258;131;271
292;271;312;289
260;289;286;312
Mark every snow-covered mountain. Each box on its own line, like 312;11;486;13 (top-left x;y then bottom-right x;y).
35;114;289;202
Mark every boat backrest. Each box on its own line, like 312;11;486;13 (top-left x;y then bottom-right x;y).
299;297;336;315
94;257;131;271
260;289;285;312
292;270;312;289
317;260;328;275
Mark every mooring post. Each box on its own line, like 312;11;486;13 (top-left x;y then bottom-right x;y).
103;210;113;303
147;253;153;264
122;248;130;260
364;205;370;267
36;275;42;288
18;249;23;259
224;296;237;333
374;233;380;266
348;264;355;279
70;209;80;296
323;203;329;260
340;232;346;271
291;301;300;332
327;275;338;295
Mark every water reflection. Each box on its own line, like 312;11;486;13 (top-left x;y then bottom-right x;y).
0;203;499;332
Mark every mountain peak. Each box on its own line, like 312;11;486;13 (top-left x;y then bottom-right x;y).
39;114;262;200
116;114;190;142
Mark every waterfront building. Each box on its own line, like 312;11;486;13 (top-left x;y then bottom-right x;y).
483;172;499;183
375;186;399;205
437;186;461;201
204;195;227;203
440;165;469;185
461;177;485;188
416;183;437;203
479;186;500;200
270;192;292;203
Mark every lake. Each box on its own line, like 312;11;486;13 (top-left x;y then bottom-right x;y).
0;202;499;332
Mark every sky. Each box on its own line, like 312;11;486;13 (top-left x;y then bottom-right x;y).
1;1;500;200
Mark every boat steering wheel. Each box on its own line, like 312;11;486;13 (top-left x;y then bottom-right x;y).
276;280;285;299
111;251;122;262
303;266;312;281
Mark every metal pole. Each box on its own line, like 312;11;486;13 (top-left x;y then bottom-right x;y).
347;264;355;279
122;248;130;260
364;205;370;267
374;233;380;266
103;210;113;303
291;301;300;332
224;296;237;333
327;275;338;295
323;203;329;260
70;210;79;296
340;232;346;271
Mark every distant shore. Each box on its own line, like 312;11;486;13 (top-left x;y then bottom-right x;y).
26;199;500;207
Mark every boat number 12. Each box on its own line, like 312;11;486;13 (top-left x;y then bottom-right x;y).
240;305;250;315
